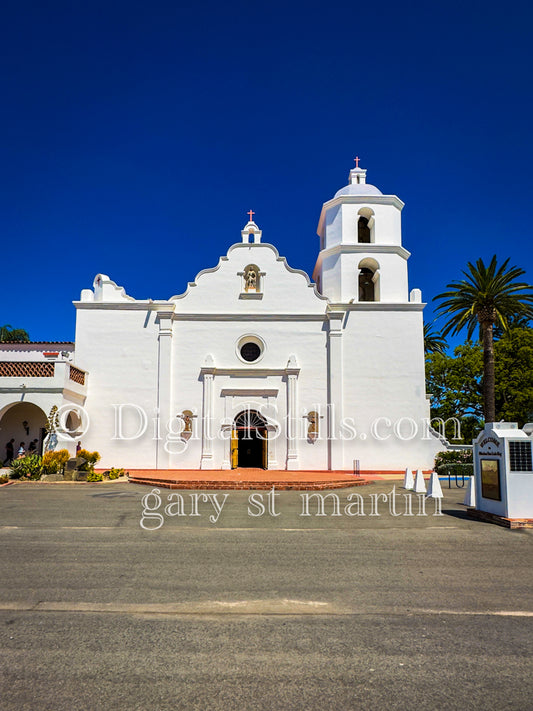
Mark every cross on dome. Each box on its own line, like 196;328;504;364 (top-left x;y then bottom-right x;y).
247;209;255;221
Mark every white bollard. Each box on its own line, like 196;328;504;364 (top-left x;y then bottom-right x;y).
426;471;443;498
414;469;426;494
403;468;415;490
463;476;476;507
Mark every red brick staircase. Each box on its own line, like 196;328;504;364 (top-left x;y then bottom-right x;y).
126;468;370;491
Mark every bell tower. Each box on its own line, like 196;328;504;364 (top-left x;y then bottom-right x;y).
313;162;415;304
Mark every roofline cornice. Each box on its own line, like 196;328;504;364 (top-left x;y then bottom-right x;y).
73;301;174;311
313;243;411;276
173;313;326;322
327;302;426;312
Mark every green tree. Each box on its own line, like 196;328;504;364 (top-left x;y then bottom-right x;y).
494;327;533;425
434;256;533;423
426;326;533;440
425;342;483;442
423;322;448;355
0;324;30;342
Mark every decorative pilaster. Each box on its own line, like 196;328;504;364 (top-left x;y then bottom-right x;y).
156;305;175;469
200;355;215;469
286;355;299;470
327;310;344;470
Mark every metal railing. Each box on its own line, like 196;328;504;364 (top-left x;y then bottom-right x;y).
436;463;473;488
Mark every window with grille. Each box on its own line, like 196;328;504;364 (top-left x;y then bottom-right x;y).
509;441;533;472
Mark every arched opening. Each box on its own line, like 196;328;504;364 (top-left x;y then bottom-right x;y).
0;402;48;462
358;217;371;243
358;258;380;302
231;409;267;469
357;208;375;244
359;268;375;301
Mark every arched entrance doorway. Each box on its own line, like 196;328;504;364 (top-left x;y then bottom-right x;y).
0;402;48;461
231;410;267;469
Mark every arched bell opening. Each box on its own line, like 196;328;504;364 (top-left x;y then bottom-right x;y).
358;258;380;302
357;208;375;244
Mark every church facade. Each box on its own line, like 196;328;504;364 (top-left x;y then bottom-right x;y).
0;165;445;471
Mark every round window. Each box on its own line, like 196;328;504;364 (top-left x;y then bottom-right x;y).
236;334;265;363
240;342;261;362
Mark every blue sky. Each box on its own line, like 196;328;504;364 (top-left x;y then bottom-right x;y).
1;0;532;345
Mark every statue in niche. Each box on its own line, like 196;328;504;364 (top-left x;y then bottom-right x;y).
178;410;195;439
306;411;319;440
244;265;259;292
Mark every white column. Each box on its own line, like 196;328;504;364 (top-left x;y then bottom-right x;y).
156;306;175;469
286;355;300;470
267;424;279;469
200;355;215;469
327;310;344;470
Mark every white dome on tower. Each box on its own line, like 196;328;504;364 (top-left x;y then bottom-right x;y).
333;162;383;198
334;183;383;198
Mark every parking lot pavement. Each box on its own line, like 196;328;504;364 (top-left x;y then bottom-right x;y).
1;482;532;710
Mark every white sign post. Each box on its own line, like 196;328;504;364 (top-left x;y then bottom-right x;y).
470;422;533;528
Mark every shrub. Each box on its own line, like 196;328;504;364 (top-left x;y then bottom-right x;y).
434;449;473;478
41;449;70;476
0;474;9;484
10;454;42;480
77;450;101;473
87;470;103;482
435;449;473;467
107;467;125;480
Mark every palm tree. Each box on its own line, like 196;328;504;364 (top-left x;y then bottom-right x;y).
434;256;533;423
423;322;448;355
0;324;30;343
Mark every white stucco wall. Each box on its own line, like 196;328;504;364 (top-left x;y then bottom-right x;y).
339;307;441;469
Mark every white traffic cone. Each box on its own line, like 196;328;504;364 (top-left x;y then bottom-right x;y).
426;471;443;498
463;476;476;507
414;469;426;494
403;468;415;490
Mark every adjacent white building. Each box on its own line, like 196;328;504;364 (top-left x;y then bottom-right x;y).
0;165;445;471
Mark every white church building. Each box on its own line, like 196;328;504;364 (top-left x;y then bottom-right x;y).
0;165;446;472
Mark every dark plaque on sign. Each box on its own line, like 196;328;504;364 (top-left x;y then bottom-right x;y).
481;459;501;501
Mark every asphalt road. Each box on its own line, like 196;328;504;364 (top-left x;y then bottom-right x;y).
1;481;532;710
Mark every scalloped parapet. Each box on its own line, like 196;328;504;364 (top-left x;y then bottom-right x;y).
80;274;136;303
168;242;327;314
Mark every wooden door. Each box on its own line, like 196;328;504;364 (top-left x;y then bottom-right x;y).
231;428;239;469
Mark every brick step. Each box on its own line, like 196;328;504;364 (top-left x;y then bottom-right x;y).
128;477;369;491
